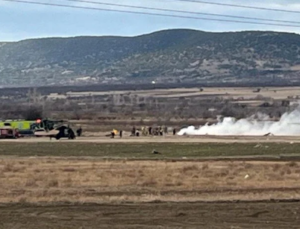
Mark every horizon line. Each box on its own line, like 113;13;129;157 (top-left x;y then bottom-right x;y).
1;28;299;42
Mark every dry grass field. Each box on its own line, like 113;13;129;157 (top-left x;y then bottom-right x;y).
0;140;299;228
0;156;299;228
0;157;300;204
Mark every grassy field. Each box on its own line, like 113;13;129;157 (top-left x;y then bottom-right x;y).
0;141;300;228
0;142;300;158
0;158;300;204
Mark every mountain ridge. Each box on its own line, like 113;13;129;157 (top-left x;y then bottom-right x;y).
7;29;300;42
0;29;300;87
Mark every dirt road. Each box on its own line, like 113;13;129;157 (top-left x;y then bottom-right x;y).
0;201;299;229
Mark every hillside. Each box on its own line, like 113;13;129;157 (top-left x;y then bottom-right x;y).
1;29;300;87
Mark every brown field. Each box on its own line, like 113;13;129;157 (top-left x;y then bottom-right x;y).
0;137;299;228
0;157;300;203
0;156;300;228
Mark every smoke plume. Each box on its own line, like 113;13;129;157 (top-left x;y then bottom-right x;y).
178;108;300;136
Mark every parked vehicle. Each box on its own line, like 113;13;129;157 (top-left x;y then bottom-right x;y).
0;126;19;139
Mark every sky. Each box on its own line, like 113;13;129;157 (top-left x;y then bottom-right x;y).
1;0;300;41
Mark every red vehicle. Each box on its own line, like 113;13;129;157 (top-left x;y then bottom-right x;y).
0;126;20;139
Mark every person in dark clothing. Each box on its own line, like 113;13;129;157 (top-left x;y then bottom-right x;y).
76;127;82;137
148;127;152;135
154;127;159;136
131;127;136;136
173;128;176;136
111;131;115;138
68;128;75;139
119;130;123;138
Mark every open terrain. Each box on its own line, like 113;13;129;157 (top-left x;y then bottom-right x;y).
0;147;299;228
0;156;300;203
0;139;299;228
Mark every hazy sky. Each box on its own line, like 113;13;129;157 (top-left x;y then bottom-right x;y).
1;0;300;41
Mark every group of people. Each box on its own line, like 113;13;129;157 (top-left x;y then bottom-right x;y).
139;126;166;136
67;126;83;139
143;126;177;136
110;129;123;138
110;126;176;138
66;126;82;139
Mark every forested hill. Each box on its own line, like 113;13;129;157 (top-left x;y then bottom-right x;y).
1;29;300;86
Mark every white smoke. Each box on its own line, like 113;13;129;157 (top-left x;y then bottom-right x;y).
178;107;300;136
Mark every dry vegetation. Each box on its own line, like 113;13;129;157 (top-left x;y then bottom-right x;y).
0;157;300;204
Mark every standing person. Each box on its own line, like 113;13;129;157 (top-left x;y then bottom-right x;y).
131;126;136;136
159;126;163;136
148;126;152;135
76;126;82;137
119;130;123;138
164;126;168;134
157;127;160;136
141;126;145;136
111;130;115;138
173;128;176;136
68;128;75;139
